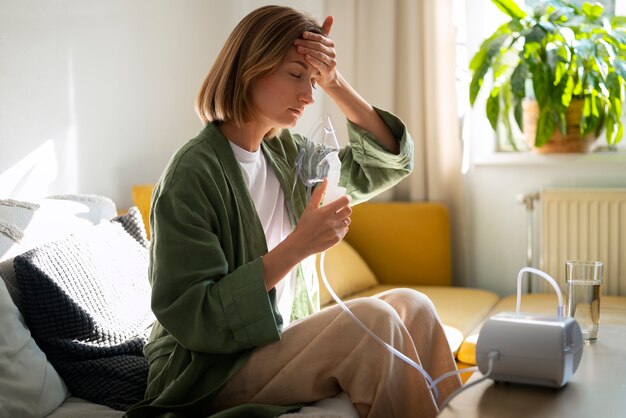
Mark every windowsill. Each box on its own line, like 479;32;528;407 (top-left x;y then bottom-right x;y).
474;151;626;167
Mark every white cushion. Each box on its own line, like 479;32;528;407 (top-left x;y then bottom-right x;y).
46;397;123;418
0;278;68;417
0;195;117;307
0;194;117;261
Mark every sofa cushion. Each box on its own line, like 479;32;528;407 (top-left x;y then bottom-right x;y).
0;195;118;307
350;285;500;355
47;396;124;418
14;218;154;411
345;203;452;286
317;240;378;306
131;184;155;239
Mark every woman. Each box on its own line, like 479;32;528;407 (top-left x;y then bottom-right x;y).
126;5;461;418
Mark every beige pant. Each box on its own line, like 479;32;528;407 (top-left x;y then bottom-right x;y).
211;288;461;418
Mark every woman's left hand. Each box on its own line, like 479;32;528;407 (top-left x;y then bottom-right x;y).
294;16;338;88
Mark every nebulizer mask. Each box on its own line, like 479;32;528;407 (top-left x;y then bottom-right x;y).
293;114;346;204
293;115;472;403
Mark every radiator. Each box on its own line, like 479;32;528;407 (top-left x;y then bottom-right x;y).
538;188;626;296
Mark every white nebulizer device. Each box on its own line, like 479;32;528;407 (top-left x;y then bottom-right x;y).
476;267;584;388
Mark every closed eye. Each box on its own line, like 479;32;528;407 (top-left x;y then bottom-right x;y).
289;70;316;89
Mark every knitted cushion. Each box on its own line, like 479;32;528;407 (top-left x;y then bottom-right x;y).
112;206;149;248
14;219;154;410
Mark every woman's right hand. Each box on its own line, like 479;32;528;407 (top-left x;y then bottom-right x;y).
289;179;352;258
261;180;351;290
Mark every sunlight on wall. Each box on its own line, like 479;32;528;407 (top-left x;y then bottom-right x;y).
0;140;58;199
64;51;79;194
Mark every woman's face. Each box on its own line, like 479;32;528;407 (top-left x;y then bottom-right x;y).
250;46;320;129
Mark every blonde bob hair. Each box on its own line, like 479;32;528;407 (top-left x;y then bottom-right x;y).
195;5;324;138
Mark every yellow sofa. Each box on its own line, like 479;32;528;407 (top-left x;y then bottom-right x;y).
131;185;500;377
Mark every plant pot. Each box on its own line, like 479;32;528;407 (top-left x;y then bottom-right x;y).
522;99;597;154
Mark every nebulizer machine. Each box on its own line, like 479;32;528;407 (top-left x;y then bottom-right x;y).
294;115;584;409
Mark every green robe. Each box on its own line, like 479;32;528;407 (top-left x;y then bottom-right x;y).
124;108;414;418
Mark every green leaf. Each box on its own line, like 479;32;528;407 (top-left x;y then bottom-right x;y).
510;62;528;98
538;21;557;34
558;111;567;134
536;107;556;147
552;44;571;86
469;34;509;105
614;121;624;144
582;2;604;19
561;75;575;107
491;0;527;20
500;85;519;150
614;60;626;81
525;25;548;44
606;115;616;144
486;88;501;130
606;72;623;102
611;16;626;27
583;95;592;117
470;61;490;106
591;94;600;117
514;99;524;131
614;98;623;118
469;29;509;71
532;66;551;106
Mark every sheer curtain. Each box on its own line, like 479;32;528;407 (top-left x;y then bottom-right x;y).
324;0;468;284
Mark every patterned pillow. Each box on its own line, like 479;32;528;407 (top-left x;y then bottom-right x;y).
14;219;154;410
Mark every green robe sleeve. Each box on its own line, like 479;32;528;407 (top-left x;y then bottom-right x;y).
340;107;414;204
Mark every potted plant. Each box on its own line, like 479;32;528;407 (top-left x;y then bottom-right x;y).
469;0;626;152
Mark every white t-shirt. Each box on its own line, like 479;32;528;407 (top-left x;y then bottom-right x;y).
228;141;297;325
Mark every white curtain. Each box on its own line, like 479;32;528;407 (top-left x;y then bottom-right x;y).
324;0;468;284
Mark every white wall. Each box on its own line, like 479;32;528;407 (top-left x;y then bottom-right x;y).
3;0;625;296
0;0;325;209
466;154;626;296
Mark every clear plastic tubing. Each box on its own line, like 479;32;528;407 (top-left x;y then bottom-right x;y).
515;267;564;318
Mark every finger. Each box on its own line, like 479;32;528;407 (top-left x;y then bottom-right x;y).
322;16;334;35
301;31;335;48
304;54;333;76
298;51;335;73
309;179;328;208
295;41;336;59
335;205;352;220
323;194;351;214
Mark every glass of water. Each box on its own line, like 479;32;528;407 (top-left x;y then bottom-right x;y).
566;260;603;343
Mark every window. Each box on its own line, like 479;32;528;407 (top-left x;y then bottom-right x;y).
455;0;626;154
